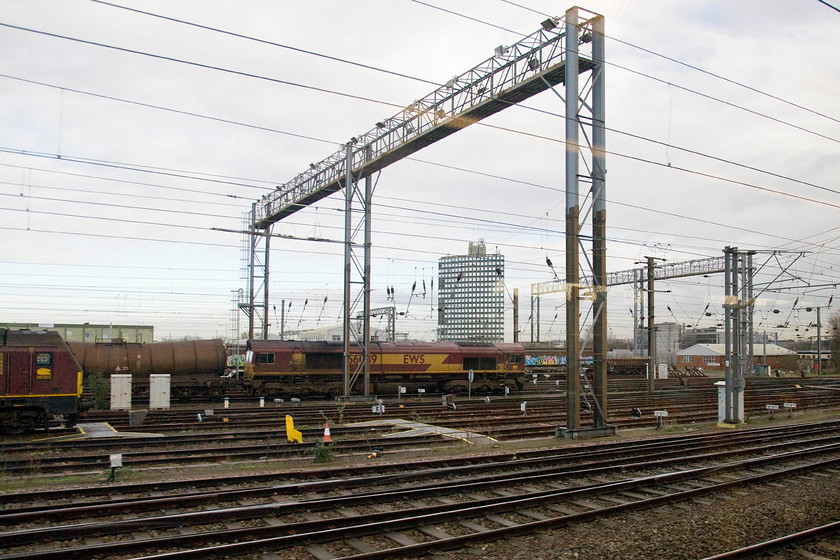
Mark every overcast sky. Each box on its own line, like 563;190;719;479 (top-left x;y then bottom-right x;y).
1;0;838;344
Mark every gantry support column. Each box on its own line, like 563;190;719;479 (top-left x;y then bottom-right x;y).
647;256;656;393
591;13;608;428
343;142;353;398
363;148;373;396
245;201;270;341
342;141;373;398
263;228;271;339
723;247;734;422
564;6;581;432
513;288;520;344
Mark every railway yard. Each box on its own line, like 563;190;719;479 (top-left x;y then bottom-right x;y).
0;375;839;559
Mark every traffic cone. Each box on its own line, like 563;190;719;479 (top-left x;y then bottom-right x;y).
323;421;332;443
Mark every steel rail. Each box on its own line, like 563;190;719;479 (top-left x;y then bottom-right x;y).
0;433;460;474
4;447;839;560
5;420;838;510
5;423;839;526
700;520;840;559
3;433;840;553
5;397;840;475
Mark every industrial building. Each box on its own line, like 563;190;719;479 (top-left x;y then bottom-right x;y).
635;321;684;366
677;343;797;371
0;322;153;343
437;240;505;343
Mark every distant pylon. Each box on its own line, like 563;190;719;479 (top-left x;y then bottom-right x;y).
323;421;332;443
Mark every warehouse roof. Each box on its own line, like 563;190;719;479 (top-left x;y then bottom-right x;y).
678;343;796;357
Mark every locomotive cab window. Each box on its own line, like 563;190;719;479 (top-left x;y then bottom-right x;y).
36;352;52;366
259;353;275;364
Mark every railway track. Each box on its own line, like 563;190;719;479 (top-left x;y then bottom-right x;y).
2;421;840;559
701;521;840;559
3;377;840;477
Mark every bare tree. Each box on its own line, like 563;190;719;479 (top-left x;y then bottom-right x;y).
829;311;840;373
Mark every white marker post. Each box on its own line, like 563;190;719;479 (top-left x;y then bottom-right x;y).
654;410;668;430
107;453;122;483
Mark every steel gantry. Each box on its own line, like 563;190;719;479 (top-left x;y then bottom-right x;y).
531;256;726;398
242;7;606;400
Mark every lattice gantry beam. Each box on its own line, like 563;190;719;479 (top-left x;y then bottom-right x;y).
531;256;726;296
251;9;602;230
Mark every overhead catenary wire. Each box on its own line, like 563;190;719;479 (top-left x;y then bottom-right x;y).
3;4;836;340
2;12;839;201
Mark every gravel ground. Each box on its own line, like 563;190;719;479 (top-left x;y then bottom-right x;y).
428;470;840;560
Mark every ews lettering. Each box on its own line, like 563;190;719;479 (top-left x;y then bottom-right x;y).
403;354;426;364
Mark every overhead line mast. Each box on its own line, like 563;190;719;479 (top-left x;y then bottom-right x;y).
243;8;606;412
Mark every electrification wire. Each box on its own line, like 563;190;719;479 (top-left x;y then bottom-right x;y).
7;137;840;259
0;162;255;201
23;6;836;203
3;197;723;266
6;188;832;316
607;60;840;146
90;0;440;87
400;158;839;250
407;0;522;34
417;0;840;143
8;135;838;262
4;7;833;249
610;37;840;127
10;69;839;207
2;206;237;231
0;22;399;111
0;179;244;208
498;0;548;18
0;187;242;214
0;223;570;274
0;73;338;152
3;10;836;320
817;0;840;14
4;19;839;206
474;122;840;210
0;260;231;272
0;147;273;192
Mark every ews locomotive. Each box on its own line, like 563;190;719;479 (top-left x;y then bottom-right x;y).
245;340;525;397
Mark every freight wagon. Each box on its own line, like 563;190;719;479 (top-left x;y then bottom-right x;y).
69;338;233;402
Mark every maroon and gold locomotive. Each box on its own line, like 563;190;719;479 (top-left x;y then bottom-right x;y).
245;340;525;397
0;329;82;432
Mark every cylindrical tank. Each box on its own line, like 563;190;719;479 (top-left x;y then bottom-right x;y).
69;339;227;377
